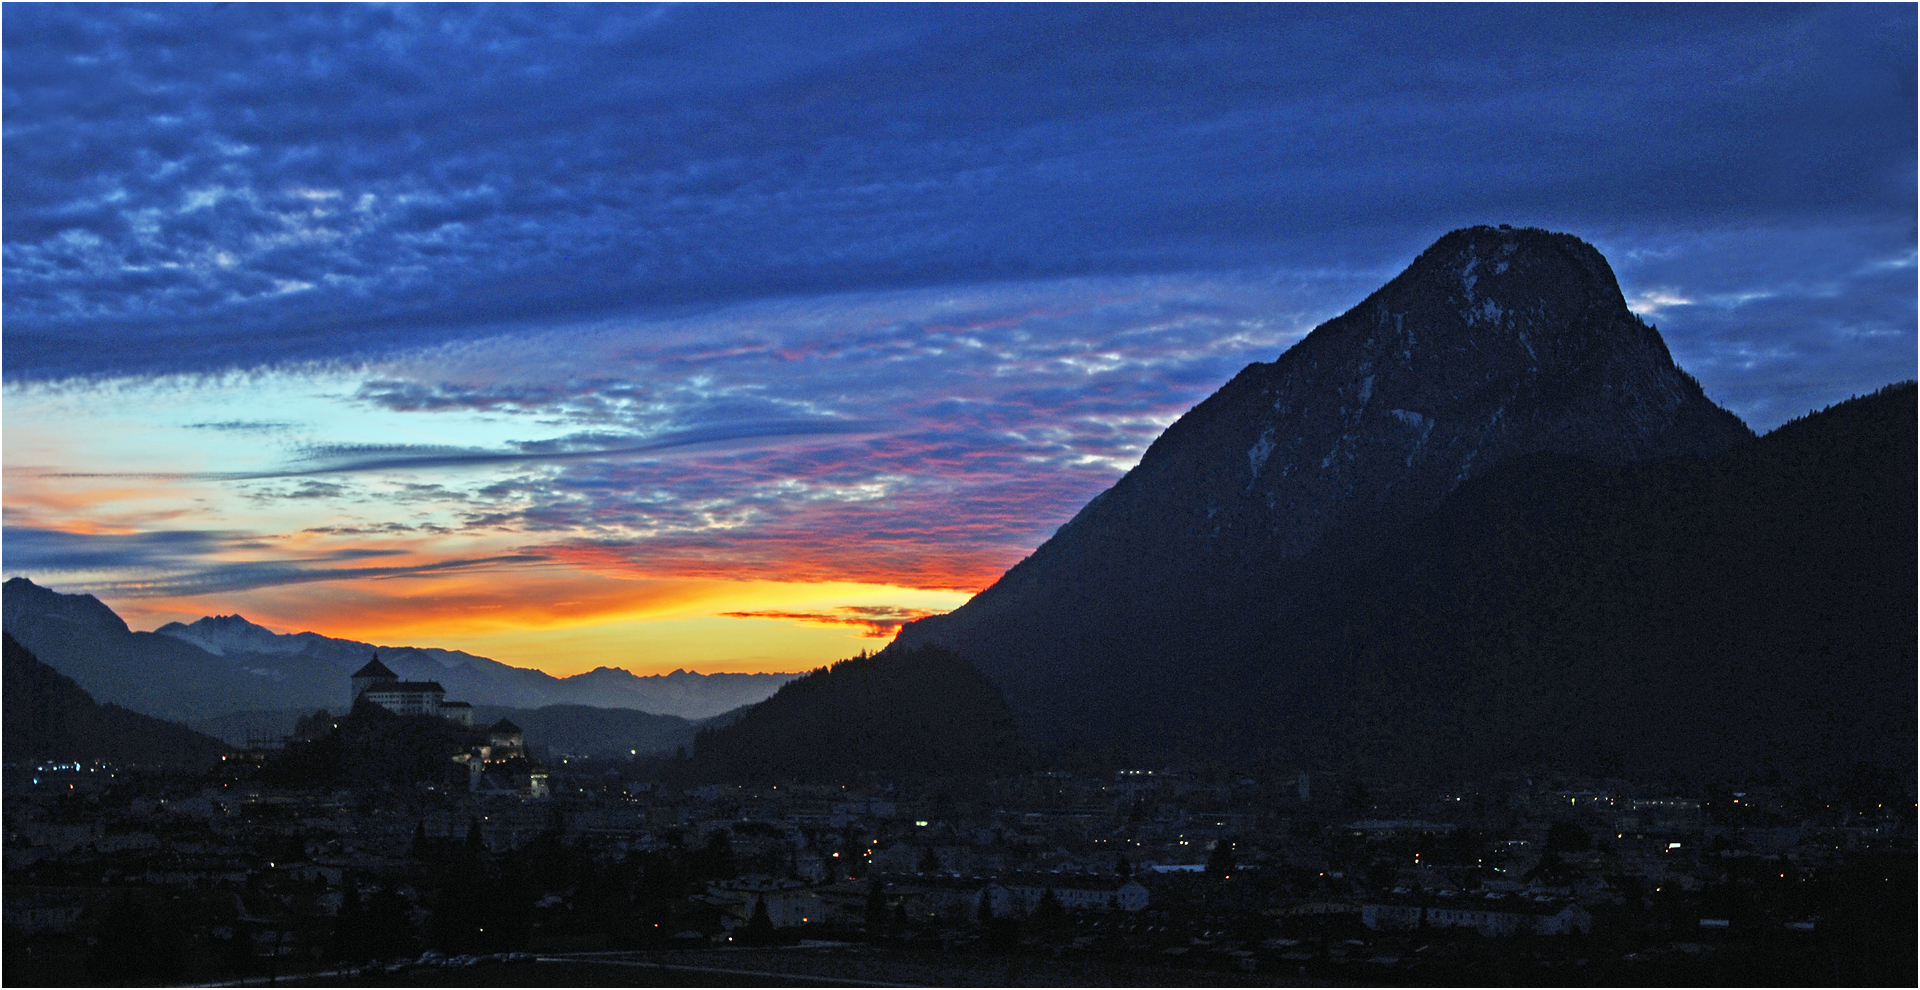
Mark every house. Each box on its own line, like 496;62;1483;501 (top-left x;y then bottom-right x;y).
1003;875;1149;913
1362;893;1592;936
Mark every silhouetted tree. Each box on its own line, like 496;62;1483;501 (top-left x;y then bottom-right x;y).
332;883;370;961
864;880;888;934
918;846;942;873
1546;820;1591;854
89;895;183;984
742;897;775;945
1033;888;1066;927
1207;838;1237;879
692;829;736;880
366;885;416;959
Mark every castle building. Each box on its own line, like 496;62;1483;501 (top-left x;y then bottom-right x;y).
349;654;466;721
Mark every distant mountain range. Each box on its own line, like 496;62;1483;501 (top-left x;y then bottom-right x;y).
729;226;1912;783
1;580;798;723
4;632;228;767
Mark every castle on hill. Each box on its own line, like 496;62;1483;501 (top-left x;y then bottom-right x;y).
349;655;474;727
347;653;544;797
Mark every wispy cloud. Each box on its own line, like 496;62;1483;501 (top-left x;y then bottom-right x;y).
2;524;549;597
4;5;1910;381
39;419;892;481
719;605;949;638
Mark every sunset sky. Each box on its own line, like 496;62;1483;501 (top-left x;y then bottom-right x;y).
5;5;1914;677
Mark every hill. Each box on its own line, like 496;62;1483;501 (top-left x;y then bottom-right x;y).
3;632;228;766
688;645;1029;782
188;703;706;759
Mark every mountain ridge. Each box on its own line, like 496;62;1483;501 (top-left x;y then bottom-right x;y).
2;579;799;722
4;631;229;766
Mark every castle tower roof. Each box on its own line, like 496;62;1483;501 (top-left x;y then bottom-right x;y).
352;656;398;680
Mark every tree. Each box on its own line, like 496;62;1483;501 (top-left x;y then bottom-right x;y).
1545;820;1591;854
1207;838;1237;879
90;895;182;984
693;829;737;880
918;846;942;873
1032;888;1066;927
976;888;995;923
743;897;775;945
332;883;369;962
1115;854;1133;878
864;880;889;935
366;885;416;960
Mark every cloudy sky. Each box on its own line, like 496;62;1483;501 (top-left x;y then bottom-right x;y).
5;4;1913;676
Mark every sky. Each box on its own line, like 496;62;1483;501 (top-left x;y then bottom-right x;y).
4;4;1914;677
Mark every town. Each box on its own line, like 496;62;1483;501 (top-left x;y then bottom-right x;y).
5;661;1912;986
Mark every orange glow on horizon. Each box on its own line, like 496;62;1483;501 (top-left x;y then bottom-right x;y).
99;571;972;678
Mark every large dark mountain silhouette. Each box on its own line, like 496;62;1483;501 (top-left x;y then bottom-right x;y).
788;225;1917;783
899;226;1756;756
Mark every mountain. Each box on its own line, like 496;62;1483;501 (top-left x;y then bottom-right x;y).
3;632;228;766
153;612;797;718
1132;381;1915;779
0;583;342;723
2;579;798;721
898;226;1756;756
688;645;1029;783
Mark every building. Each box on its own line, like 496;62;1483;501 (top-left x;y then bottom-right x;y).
349;656;400;709
349;653;468;722
1004;876;1149;913
360;678;446;717
487;719;525;758
1362;894;1592;936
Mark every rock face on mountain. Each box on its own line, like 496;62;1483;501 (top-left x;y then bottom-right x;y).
899;226;1758;757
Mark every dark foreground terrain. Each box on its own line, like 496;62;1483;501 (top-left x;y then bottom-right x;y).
267;947;1298;987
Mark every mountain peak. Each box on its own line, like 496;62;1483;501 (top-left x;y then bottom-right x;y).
156;612;294;656
899;226;1756;751
1072;225;1752;564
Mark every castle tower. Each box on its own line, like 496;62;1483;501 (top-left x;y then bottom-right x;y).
350;654;399;709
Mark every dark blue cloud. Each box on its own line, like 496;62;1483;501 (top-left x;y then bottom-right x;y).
4;523;547;597
5;4;1911;384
